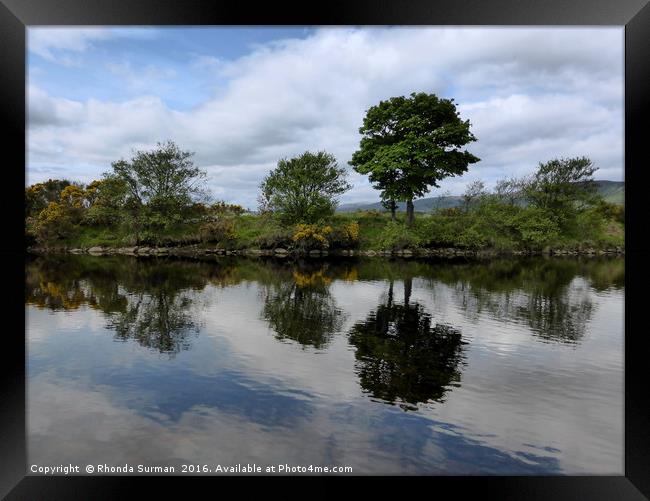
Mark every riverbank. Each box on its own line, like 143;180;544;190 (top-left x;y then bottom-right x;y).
27;244;625;259
26;204;625;260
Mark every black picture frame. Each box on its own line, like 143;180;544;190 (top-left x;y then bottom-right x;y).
2;0;648;498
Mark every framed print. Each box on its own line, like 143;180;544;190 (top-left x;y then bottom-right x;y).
2;0;649;498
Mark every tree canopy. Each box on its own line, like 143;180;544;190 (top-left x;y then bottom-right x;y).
523;156;598;227
110;140;208;213
107;140;209;232
350;92;480;225
259;150;351;224
25;179;72;218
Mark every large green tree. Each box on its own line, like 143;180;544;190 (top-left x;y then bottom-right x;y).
350;92;480;226
259;150;351;224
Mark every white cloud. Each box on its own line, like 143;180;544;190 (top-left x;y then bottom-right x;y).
28;27;113;65
28;26;159;65
27;27;624;208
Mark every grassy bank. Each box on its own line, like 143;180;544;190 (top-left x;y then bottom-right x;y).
32;204;624;255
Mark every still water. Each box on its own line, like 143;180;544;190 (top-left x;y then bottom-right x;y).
26;255;624;475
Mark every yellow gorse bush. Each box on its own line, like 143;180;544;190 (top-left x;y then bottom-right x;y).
292;224;333;249
342;222;360;242
59;185;87;209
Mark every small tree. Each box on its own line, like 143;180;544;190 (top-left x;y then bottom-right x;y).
462;180;487;212
494;177;524;206
259;151;351;224
523;156;599;228
110;140;208;228
350;92;480;226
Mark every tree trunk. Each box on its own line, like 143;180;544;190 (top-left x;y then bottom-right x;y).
403;276;412;306
390;200;396;221
406;199;415;227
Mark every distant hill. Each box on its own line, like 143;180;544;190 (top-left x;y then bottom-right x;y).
337;180;624;213
592;180;625;205
337;196;463;213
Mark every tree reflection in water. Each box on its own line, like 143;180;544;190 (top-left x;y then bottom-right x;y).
348;277;466;411
24;255;237;356
105;289;199;354
26;255;623;355
260;261;346;349
422;258;617;344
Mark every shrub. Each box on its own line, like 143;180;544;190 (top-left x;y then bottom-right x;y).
25;217;38;246
33;185;87;242
34;202;76;241
419;213;466;248
199;219;236;244
253;227;294;249
594;200;624;224
292;224;333;251
512;208;559;249
376;221;421;250
330;221;360;249
573;209;606;243
456;225;487;249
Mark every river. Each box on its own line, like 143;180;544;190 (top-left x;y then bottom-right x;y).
25;254;624;475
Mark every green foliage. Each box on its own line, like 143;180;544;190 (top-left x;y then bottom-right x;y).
418;210;466;248
511;208;560;249
593;199;624;224
376;221;422;250
110;140;208;229
259;151;351;224
523;156;599;229
84;176;131;226
24;142;623;253
350;92;480;224
419;201;559;250
456;225;488;249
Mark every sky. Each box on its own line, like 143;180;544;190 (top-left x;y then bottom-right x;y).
27;26;624;209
